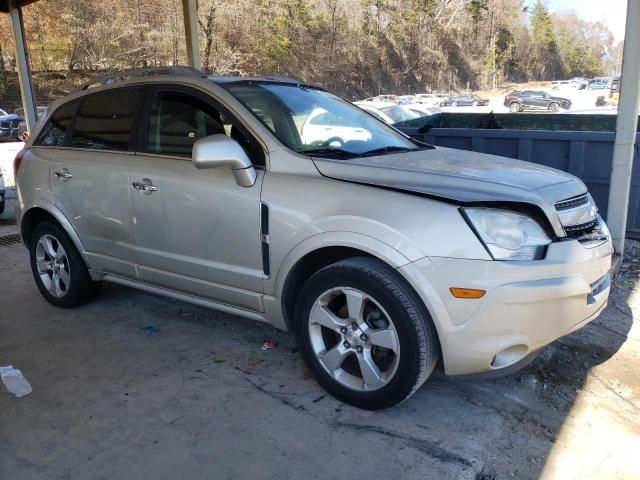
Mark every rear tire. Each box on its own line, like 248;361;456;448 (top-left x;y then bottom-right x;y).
509;102;522;113
452;101;458;107
294;257;439;410
29;221;101;308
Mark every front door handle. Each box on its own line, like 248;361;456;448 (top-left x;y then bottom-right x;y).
54;168;73;181
132;179;158;194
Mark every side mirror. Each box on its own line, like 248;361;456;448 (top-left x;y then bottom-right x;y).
192;134;257;187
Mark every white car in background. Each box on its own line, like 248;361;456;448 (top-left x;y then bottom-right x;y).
406;104;442;117
398;95;418;104
301;107;373;145
415;94;447;107
356;102;439;126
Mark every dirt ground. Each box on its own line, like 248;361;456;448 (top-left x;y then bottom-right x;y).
1;144;639;479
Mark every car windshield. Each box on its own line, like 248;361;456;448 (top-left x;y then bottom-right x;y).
223;82;423;158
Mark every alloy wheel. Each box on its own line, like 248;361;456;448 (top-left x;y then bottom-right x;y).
307;287;400;391
35;234;70;298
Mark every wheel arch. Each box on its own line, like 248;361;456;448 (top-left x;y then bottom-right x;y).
275;232;432;335
20;203;90;267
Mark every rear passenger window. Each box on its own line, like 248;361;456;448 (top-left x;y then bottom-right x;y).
36;102;76;147
71;89;141;151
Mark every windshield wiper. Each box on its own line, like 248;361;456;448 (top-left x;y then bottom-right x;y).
299;147;359;159
358;146;421;157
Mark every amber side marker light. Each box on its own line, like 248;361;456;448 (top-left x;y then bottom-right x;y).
450;287;486;299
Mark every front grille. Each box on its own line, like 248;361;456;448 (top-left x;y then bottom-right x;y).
564;219;598;236
555;194;589;211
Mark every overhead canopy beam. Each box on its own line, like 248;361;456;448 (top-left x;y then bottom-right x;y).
182;0;201;70
607;0;640;255
7;1;37;131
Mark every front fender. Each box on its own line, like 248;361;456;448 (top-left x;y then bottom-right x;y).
269;230;413;299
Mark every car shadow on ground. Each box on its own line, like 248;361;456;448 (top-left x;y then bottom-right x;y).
77;263;636;480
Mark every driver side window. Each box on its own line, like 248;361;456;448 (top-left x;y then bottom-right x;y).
146;90;264;165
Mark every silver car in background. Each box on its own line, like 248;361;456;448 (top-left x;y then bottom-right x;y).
15;68;612;409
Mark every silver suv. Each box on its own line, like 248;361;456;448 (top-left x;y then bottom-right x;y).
15;68;613;409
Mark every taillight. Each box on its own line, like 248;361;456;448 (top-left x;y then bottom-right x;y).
13;149;26;179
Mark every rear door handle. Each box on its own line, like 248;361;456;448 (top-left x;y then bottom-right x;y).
54;168;73;181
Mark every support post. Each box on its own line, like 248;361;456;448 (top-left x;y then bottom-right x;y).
607;0;640;255
8;2;37;132
182;0;201;70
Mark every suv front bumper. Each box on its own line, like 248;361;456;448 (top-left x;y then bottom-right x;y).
399;237;613;376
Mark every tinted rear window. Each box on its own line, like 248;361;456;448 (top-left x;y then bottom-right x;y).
35;102;76;147
71;89;141;151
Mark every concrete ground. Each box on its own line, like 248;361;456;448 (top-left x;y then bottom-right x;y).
1;144;639;479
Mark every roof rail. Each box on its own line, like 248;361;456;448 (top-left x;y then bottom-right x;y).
72;66;206;92
208;75;304;84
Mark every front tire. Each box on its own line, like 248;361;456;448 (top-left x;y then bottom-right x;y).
548;102;560;112
29;221;101;308
294;257;439;410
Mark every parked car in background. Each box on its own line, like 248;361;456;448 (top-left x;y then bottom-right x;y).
355;102;397;124
0;111;23;142
434;94;450;105
415;94;448;107
449;94;489;107
405;104;442;117
504;90;572;112
609;76;620;95
302;107;373;145
355;101;422;125
375;94;399;104
15;106;48;141
587;79;609;90
398;95;417;105
15;68;613;410
570;78;588;89
361;95;399;104
0;168;5;214
550;80;572;89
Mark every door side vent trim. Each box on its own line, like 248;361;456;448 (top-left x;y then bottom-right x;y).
260;202;270;277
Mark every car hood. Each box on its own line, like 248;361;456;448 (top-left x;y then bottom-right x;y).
312;146;587;237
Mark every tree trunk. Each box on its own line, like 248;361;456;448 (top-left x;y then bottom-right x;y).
202;0;217;73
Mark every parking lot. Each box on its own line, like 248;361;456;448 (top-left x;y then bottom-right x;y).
1;142;639;479
439;86;616;115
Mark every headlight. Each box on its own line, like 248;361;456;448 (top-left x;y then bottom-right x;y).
463;208;551;260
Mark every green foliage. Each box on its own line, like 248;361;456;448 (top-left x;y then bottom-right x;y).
0;0;618;96
529;0;562;79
